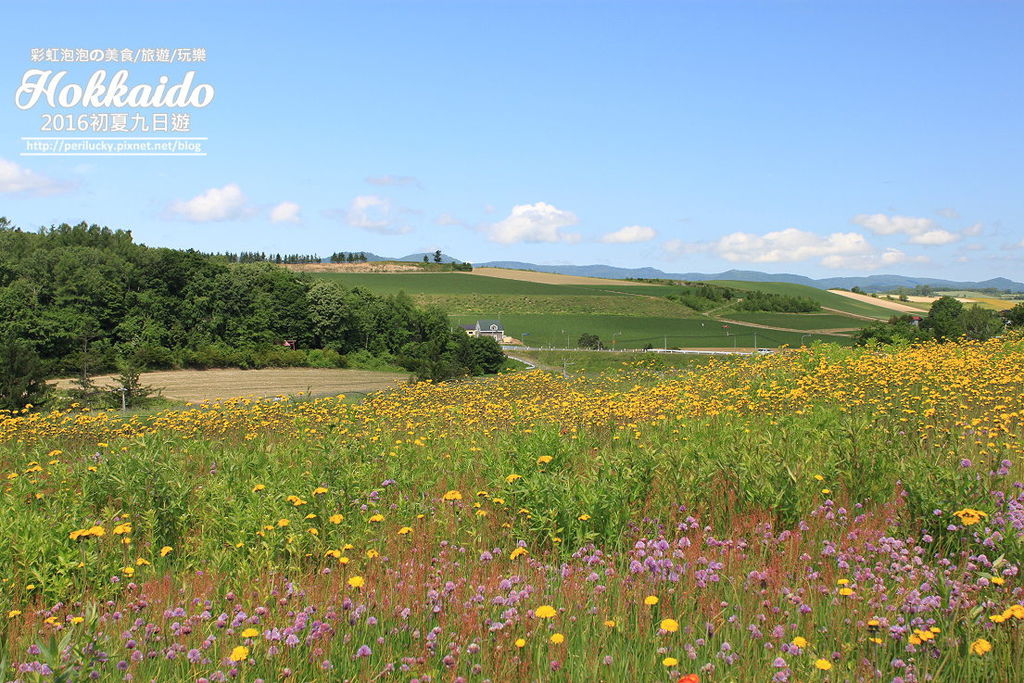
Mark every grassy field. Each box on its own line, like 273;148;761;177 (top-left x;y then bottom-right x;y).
458;312;851;348
53;368;411;403
711;281;900;318
722;312;864;330
512;349;717;374
303;269;871;345
3;337;1024;681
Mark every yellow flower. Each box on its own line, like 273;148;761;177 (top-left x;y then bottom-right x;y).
160;546;173;557
397;526;413;535
578;514;591;521
70;616;84;624
348;575;365;589
821;488;831;495
442;490;463;501
325;549;341;559
122;566;135;577
991;576;1005;585
509;547;528;560
660;618;679;633
366;549;379;558
368;514;384;523
970;638;992;656
836;578;850;585
505;474;522;483
534;605;557;619
814;659;832;670
277;519;290;527
549;632;564;644
241;628;259;638
329;514;343;524
644;595;659;606
663;657;679;667
954;508;988;526
604;619;616;628
515;638;526;648
135;558;151;566
791;636;809;649
229;645;249;662
252;484;266;492
312;486;328;495
537;455;553;464
838;587;854;596
7;610;21;618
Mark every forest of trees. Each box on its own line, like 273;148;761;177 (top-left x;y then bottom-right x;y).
856;296;1013;346
0;220;505;410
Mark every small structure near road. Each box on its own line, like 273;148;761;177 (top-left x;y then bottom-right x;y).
462;320;505;342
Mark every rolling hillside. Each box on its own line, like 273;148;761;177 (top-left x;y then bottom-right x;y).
299;269;868;349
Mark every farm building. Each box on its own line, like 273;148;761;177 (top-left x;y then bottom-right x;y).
462;320;505;341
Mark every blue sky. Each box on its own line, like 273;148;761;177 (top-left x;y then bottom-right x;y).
1;1;1021;279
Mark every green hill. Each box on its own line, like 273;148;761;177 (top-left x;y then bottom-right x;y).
710;281;898;319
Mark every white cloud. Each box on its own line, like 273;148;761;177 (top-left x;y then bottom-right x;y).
486;202;581;244
936;207;960;219
821;248;929;270
365;175;420;187
852;213;938;236
168;183;249;222
908;229;960;246
436;212;462;226
333;195;411;235
0;158;71;196
346;195;391;229
599;225;656;244
269;201;301;224
963;222;983;236
711;228;873;264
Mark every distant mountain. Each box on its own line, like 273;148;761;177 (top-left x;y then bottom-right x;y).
474;261;1024;293
395;252;463;264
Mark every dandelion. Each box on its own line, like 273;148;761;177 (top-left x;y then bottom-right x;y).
252;484;266;492
397;526;412;535
229;645;249;662
510;547;528;560
329;514;343;524
660;618;680;633
7;610;21;618
515;638;526;648
160;546;173;557
368;514;384;523
277;519;290;527
348;576;365;589
241;628;259;638
663;657;679;667
814;659;832;670
312;486;328;495
791;636;808;649
644;595;659;606
537;455;553;464
505;474;522;483
549;633;564;644
442;490;463;501
535;605;558;619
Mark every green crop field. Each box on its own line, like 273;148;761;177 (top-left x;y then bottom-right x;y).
305;271;870;345
309;272;609;296
455;313;850;348
711;280;899;318
722;312;864;330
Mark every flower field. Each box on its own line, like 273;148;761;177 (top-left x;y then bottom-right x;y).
2;338;1024;682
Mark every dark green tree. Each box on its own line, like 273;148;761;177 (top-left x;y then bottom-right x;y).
0;332;52;411
922;296;965;341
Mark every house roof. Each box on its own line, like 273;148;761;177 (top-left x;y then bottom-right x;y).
477;319;503;331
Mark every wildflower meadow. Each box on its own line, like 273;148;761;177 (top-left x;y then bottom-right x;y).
2;337;1024;682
